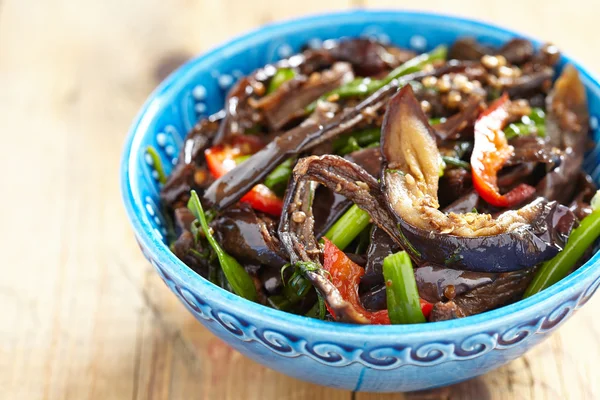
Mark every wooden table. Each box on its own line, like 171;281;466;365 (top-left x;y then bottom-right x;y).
2;0;599;398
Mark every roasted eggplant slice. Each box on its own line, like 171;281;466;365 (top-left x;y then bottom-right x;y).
278;174;371;324
212;204;288;269
381;86;575;272
429;267;537;321
160;113;221;208
537;65;590;203
253;62;354;131
360;226;400;290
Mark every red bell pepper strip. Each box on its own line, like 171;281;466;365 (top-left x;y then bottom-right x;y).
238;184;284;217
204;135;284;216
322;239;432;324
471;94;536;207
419;298;433;318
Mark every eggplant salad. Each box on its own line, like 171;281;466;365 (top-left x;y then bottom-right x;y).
153;37;600;324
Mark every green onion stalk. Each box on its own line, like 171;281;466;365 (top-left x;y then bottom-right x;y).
524;190;600;297
307;46;447;112
382;251;426;324
187;190;258;301
323;204;371;250
267;68;296;94
504;107;546;140
146;146;168;184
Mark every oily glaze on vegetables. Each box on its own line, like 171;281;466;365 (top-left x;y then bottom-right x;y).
158;37;599;324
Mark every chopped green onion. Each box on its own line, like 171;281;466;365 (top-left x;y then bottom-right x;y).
438;156;447;177
591;190;600;211
146;146;167;184
441;156;471;170
307;46;447;112
381;45;447;86
333;128;381;154
187;190;258;301
323;204;371;250
429;117;447;125
338;137;361;156
383;251;426;324
267;295;290;310
161;205;178;245
284;271;313;301
524;191;600;297
305;295;326;319
529;107;546;125
234;154;251;164
504;107;547;139
264;158;295;195
267;68;296;94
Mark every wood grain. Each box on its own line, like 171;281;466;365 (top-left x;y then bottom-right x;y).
1;0;598;399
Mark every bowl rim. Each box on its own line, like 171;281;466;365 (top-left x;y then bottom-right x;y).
121;9;600;337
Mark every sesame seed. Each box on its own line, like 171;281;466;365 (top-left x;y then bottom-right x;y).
453;74;469;87
422;64;435;73
420;100;432;113
253;81;266;96
292;211;307;223
487;75;501;88
498;65;514;77
481;55;499;69
422;76;438;88
447;91;462;108
437;76;452;92
496;55;507;67
355;181;370;191
461;81;474;94
326;93;340;102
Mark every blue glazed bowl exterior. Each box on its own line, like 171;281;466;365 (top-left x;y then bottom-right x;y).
121;10;600;392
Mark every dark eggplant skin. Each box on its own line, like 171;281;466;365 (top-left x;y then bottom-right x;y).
381;85;577;273
429;267;537;321
448;38;492;61
415;264;497;303
497;38;534;65
505;68;554;100
313;186;351;238
327;38;416;76
203;99;362;210
442;191;481;214
360;226;399;291
360;284;387;311
438;169;473;209
537;65;590;204
389;186;576;273
160;113;221;208
171;230;211;278
212;204;288;269
433;97;483;141
569;172;597;220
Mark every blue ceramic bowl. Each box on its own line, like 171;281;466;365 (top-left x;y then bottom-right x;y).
121;10;600;392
